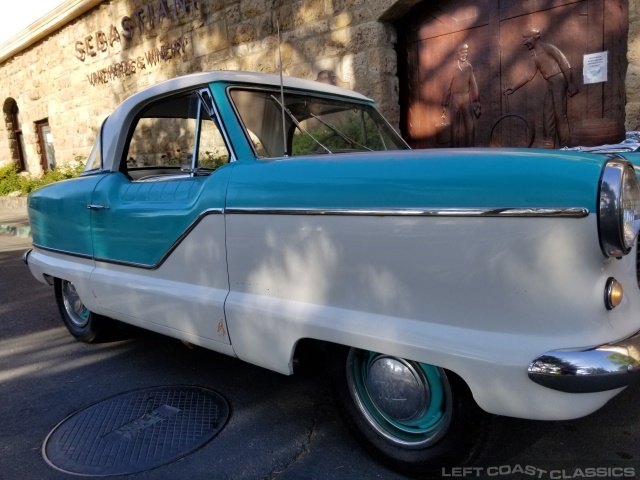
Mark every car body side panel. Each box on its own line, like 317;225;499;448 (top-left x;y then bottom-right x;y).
225;149;604;210
28;174;106;256
90;167;232;267
224;213;638;419
86;165;234;344
90;215;232;343
26;249;98;313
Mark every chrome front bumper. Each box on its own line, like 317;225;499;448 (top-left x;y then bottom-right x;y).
528;331;640;393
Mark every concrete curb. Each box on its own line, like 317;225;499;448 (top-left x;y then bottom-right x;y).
0;196;30;238
0;196;27;208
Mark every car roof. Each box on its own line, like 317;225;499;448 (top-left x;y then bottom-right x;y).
101;71;372;171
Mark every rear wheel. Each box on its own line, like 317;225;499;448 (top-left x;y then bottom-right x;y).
54;278;110;343
330;347;490;477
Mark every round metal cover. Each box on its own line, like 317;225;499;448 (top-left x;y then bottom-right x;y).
43;385;229;476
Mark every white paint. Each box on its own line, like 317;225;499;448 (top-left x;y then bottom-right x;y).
90;215;231;343
28;210;640;420
224;213;640;419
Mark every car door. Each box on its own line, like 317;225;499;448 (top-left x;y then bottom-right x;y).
89;90;234;345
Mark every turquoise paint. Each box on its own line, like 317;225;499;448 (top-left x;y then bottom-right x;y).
226;149;607;211
28;174;107;256
31;148;607;265
209;82;257;162
90;167;233;266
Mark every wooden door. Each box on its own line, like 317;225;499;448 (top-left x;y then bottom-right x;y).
397;0;628;149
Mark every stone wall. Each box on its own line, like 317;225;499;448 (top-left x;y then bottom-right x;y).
0;0;420;174
6;0;637;175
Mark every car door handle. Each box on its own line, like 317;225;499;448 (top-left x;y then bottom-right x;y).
86;204;110;210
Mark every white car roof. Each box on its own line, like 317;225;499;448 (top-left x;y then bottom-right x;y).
101;71;371;171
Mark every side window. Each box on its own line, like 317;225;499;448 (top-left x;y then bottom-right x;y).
198;113;229;170
124;91;229;179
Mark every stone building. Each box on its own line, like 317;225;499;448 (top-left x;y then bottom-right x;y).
0;0;639;174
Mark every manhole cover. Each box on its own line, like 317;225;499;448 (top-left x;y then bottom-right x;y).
43;385;229;476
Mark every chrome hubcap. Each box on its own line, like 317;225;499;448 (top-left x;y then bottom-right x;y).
62;281;90;327
365;356;430;424
347;349;452;448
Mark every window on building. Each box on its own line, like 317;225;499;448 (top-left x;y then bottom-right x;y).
36;120;56;172
3;99;26;171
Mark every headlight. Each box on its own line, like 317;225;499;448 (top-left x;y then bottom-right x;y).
599;159;640;257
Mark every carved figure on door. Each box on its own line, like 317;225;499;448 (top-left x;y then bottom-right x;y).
504;27;578;148
442;44;481;147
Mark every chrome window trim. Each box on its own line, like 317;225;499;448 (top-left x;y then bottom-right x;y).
205;86;237;163
80;118;108;175
120;88;237;175
224;207;589;218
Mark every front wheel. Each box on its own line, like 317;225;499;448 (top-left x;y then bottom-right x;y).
330;347;490;477
54;278;111;343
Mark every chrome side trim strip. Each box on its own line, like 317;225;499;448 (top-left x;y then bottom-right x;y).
528;331;640;393
94;208;224;270
225;207;590;218
32;244;93;260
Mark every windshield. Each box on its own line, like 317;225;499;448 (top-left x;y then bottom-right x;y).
229;88;409;158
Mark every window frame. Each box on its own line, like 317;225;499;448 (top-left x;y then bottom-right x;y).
225;86;409;159
121;89;233;180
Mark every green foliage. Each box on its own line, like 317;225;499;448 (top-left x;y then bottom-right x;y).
200;151;227;170
0;157;85;196
291;113;386;155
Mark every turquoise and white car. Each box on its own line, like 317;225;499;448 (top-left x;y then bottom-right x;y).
23;71;640;475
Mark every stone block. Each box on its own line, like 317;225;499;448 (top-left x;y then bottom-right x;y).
229;22;257;45
299;0;326;23
367;47;397;75
255;12;275;39
193;20;228;57
281;43;306;68
626;64;640;104
282;20;330;42
239;50;276;73
626;101;640;130
331;13;352;30
328;0;365;12
288;62;314;79
349;22;391;51
241;0;270;20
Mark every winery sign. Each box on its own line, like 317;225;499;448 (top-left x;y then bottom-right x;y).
74;0;200;86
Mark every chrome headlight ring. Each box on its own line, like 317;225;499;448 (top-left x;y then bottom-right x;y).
598;159;640;257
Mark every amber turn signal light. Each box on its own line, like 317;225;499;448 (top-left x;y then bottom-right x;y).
605;277;624;310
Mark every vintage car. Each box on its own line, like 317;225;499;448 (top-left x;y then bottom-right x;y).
23;71;640;475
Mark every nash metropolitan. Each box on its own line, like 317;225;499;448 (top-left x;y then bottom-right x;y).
23;71;640;475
